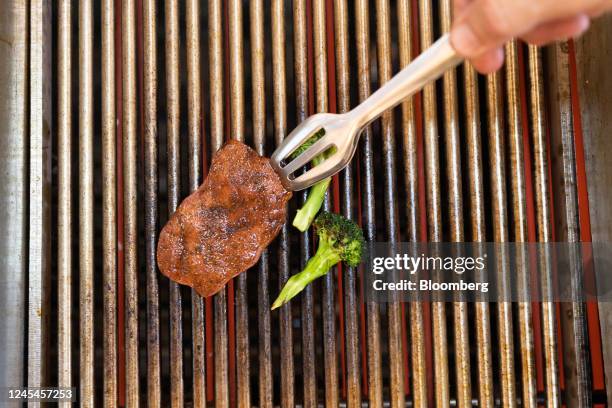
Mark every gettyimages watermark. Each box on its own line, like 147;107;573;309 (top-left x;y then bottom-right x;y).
365;242;612;302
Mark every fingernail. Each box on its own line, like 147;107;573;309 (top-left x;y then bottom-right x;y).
575;14;590;36
451;24;480;56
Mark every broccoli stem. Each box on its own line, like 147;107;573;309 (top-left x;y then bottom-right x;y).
292;176;331;232
271;240;340;310
292;155;330;232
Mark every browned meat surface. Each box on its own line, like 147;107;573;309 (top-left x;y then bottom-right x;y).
157;139;292;297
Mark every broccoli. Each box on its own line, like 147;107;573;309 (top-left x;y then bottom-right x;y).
290;128;325;158
272;211;365;310
291;129;333;232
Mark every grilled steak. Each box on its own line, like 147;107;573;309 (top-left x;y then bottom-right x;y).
157;139;292;297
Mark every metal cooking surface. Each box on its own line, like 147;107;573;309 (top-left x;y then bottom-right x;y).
2;0;603;407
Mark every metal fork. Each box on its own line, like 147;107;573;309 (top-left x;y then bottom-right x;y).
271;34;462;191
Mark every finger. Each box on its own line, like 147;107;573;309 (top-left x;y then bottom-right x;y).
522;14;590;45
451;0;541;57
453;0;472;14
470;47;505;74
450;0;600;57
588;2;612;18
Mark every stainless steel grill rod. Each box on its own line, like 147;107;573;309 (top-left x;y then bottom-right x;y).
292;1;316;406
418;0;450;405
28;1;52;402
505;40;537;408
333;0;361;405
528;45;561;408
313;1;340;405
185;1;206;406
272;1;295;406
354;0;383;405
102;0;118;406
57;3;72;406
208;1;230;405
486;71;517;408
79;0;95;404
250;2;272;406
375;1;406;406
295;0;317;405
463;59;494;408
0;3;28;405
293;0;317;407
165;1;184;405
122;0;140;403
439;2;471;406
228;1;250;405
396;1;427;405
143;0;161;406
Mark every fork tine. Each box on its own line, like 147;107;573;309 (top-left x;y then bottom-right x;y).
281;138;335;177
271;129;314;163
291;153;346;189
271;115;325;161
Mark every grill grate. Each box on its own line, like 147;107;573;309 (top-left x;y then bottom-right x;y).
5;0;604;407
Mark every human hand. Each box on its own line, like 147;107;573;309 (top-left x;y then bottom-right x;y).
450;0;612;73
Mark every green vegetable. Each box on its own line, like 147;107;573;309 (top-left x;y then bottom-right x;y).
272;211;365;310
290;128;325;158
291;129;332;232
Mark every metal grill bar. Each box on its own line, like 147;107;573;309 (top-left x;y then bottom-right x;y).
28;3;52;406
57;2;72;405
0;3;28;404
207;1;224;158
79;0;95;405
272;1;295;406
164;2;184;405
207;1;230;405
374;1;406;407
292;1;317;406
504;40;537;408
223;7;237;405
121;0;140;404
463;59;494;408
115;2;126;402
185;1;207;406
143;0;160;406
333;0;361;405
396;1;428;406
354;0;383;405
227;1;250;405
228;0;245;142
418;1;450;406
102;0;119;406
486;70;517;407
439;2;472;407
527;45;561;408
249;2;272;407
312;1;340;406
292;1;316;405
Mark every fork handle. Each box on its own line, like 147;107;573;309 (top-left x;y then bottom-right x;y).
349;34;462;128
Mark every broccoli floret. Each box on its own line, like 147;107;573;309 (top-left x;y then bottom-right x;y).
272;212;365;310
290;128;325;160
291;129;332;232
